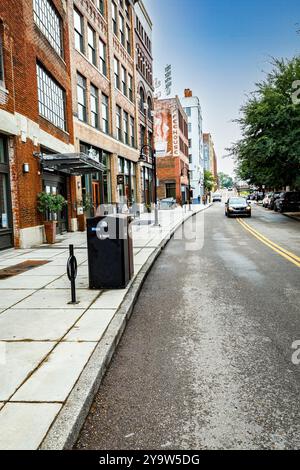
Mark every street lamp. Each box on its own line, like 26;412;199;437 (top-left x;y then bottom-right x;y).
139;144;159;226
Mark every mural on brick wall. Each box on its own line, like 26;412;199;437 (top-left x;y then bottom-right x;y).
154;109;171;157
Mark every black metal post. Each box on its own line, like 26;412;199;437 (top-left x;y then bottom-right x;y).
152;149;159;226
188;169;192;211
67;244;79;305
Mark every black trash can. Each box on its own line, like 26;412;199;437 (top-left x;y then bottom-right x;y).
87;214;134;289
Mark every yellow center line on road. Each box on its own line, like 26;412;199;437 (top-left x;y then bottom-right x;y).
236;218;300;268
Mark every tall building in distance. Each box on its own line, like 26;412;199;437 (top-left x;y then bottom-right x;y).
154;96;189;205
180;88;204;203
203;132;218;190
134;0;154;207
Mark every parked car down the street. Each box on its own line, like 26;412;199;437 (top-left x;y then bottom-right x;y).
225;197;252;218
159;198;177;210
268;192;281;210
274;192;300;213
262;193;273;208
212;193;222;202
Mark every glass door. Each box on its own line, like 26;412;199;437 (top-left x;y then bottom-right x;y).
0;136;13;250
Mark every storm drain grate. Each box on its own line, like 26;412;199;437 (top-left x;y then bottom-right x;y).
0;260;50;280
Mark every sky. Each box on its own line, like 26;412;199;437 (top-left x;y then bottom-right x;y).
143;0;300;176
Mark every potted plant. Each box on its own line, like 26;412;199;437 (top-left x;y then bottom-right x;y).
77;193;93;232
145;203;152;213
37;192;67;244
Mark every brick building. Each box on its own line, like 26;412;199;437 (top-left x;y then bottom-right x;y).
154;96;189;204
0;0;76;249
69;0;143;215
134;0;154;206
203;132;218;190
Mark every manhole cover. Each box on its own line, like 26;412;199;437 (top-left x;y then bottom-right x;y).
0;260;50;280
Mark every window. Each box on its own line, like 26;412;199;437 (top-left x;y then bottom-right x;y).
121;66;127;96
119;14;125;46
188;123;192;133
166;183;176;199
74;8;84;53
102;93;109;134
125;0;130;19
147;97;153;120
0;36;4;87
139;87;145;114
126;25;131;54
33;0;63;56
99;38;107;76
88;25;96;65
95;0;104;16
185;107;191;117
123;111;129;145
112;2;117;35
36;63;66;130
116;105;122;141
77;73;87;122
90;84;99;128
188;138;192;148
128;74;133;102
140;125;145;147
114;57;120;89
130;116;135;147
189;154;192;163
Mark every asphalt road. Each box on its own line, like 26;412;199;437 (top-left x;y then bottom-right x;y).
76;203;300;450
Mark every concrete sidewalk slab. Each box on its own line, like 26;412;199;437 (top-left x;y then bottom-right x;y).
0;309;85;341
64;309;116;342
14;289;100;310
0;403;62;450
12;342;97;403
0;342;55;400
0;290;34;309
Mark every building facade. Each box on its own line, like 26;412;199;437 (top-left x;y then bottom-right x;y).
180;88;204;203
0;0;76;249
69;0;143;215
154;96;189;205
134;0;154;207
203;132;218;191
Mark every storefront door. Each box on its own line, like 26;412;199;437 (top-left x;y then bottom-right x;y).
42;171;68;234
0;136;13;250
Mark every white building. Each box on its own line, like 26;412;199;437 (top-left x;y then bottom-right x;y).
180;89;204;203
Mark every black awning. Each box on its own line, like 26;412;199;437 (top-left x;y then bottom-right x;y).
38;152;106;175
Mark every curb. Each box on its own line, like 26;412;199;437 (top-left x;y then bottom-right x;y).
283;213;300;222
40;206;210;450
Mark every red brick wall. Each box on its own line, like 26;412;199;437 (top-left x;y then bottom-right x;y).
0;0;74;246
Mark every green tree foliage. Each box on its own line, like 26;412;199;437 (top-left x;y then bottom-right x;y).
229;57;300;189
204;170;215;192
218;172;233;189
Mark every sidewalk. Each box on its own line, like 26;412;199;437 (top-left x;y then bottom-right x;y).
283;212;300;222
0;204;208;450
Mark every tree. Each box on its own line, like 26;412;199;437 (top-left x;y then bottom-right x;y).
218;172;233;189
229;57;300;190
204;170;215;192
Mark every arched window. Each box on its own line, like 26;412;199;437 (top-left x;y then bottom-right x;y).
140;87;145;114
147;96;153;120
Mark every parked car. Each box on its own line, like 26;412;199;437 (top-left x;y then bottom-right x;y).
159;198;177;210
268;192;281;210
262;193;273;208
225;197;252;218
212;193;222;202
274;192;300;213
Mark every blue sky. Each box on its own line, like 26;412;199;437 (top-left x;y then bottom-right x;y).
143;0;300;175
